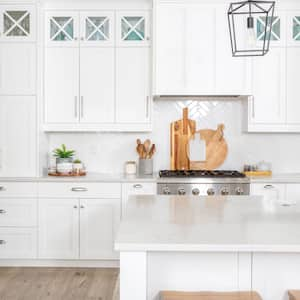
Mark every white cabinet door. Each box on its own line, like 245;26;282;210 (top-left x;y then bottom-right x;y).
286;184;300;204
39;198;79;259
185;6;215;94
250;183;286;203
0;43;36;95
45;11;79;47
0;5;36;42
287;48;300;124
116;47;150;123
252;253;300;300
80;48;115;123
0;96;36;177
44;47;79;124
80;11;114;47
80;198;120;260
155;4;185;95
116;11;150;47
121;182;156;214
250;48;286;124
215;6;251;95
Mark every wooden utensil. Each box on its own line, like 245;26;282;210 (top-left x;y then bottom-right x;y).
148;144;156;159
144;139;151;154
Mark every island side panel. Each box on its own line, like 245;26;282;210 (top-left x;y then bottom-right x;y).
147;252;248;300
120;252;147;300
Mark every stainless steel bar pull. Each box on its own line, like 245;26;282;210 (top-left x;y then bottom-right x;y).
71;187;88;192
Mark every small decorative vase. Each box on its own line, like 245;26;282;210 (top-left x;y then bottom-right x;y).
73;163;83;174
56;158;73;174
138;158;153;175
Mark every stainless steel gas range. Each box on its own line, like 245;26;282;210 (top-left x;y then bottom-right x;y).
157;170;250;196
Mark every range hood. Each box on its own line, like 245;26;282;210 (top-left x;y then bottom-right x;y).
153;95;250;101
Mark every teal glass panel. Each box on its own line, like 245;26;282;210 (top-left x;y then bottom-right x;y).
50;17;73;41
86;17;109;41
4;11;29;36
257;16;280;41
293;17;300;41
121;16;145;41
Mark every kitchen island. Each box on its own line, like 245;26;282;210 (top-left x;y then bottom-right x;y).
115;195;300;300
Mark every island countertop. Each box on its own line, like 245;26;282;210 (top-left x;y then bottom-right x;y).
115;195;300;252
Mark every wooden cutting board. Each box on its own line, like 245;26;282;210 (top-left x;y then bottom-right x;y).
190;124;228;170
170;108;196;170
170;108;228;170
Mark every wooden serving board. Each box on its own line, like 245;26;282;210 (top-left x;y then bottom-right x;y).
244;171;272;177
190;124;228;170
170;108;196;170
48;171;87;177
170;108;228;170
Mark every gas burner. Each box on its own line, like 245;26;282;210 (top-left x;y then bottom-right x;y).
159;170;246;178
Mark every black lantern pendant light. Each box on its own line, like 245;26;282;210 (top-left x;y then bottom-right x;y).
228;0;275;57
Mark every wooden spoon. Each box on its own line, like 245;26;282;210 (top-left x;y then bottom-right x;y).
144;139;151;155
136;138;142;145
148;144;156;159
136;144;144;158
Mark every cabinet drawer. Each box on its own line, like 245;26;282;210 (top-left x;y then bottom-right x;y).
0;182;37;198
250;183;286;202
0;198;37;227
0;228;37;259
38;182;121;198
122;182;157;196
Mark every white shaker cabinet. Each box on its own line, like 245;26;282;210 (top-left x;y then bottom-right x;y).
247;48;286;129
116;47;151;124
44;47;79;124
80;198;120;260
250;183;286;203
39;198;79;259
0;43;36;95
0;96;37;177
80;47;115;124
154;2;250;95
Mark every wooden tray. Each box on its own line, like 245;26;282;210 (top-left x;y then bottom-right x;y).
244;171;272;177
48;171;87;177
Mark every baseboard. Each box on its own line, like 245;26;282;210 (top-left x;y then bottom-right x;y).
0;259;120;268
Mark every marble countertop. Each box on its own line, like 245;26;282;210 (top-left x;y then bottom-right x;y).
115;195;300;252
0;173;158;183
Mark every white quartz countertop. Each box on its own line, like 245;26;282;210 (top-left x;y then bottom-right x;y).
0;173;158;183
115;195;300;252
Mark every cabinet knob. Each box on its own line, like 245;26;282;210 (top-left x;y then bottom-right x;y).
73;205;78;209
0;240;6;245
80;205;85;209
0;186;5;191
0;209;6;214
80;37;84;41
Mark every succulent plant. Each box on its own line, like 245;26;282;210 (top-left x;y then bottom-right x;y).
53;144;75;159
73;159;82;164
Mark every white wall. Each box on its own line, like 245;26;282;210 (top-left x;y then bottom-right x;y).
47;100;300;174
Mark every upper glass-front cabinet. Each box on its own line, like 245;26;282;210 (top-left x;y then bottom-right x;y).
116;11;150;46
80;11;114;47
0;5;35;41
46;11;79;46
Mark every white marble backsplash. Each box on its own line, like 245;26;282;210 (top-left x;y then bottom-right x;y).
47;100;300;174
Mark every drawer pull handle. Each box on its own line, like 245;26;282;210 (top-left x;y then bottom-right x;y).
264;185;275;189
133;184;143;189
0;240;6;245
71;187;88;192
0;209;6;214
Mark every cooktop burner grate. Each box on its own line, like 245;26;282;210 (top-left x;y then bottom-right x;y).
159;170;246;178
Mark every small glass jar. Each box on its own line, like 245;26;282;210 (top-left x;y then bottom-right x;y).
124;161;137;175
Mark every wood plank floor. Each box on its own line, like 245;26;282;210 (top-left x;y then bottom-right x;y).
0;267;119;300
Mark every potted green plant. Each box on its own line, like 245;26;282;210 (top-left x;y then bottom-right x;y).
53;144;75;174
73;159;83;174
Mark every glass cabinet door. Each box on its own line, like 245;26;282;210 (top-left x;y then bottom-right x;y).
0;5;35;41
80;11;114;47
46;11;79;46
287;12;300;46
116;11;150;46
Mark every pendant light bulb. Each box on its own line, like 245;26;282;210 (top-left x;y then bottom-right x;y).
246;16;256;47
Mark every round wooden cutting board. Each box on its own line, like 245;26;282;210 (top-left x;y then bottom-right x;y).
189;124;228;170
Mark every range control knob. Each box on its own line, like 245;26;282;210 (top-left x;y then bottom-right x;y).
192;188;200;196
235;187;244;195
207;188;215;196
221;188;229;196
178;188;186;195
163;187;171;195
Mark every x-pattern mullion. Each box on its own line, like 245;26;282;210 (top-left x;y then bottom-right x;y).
122;17;144;41
293;17;300;40
51;17;73;41
86;17;108;41
257;16;279;41
4;11;29;36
